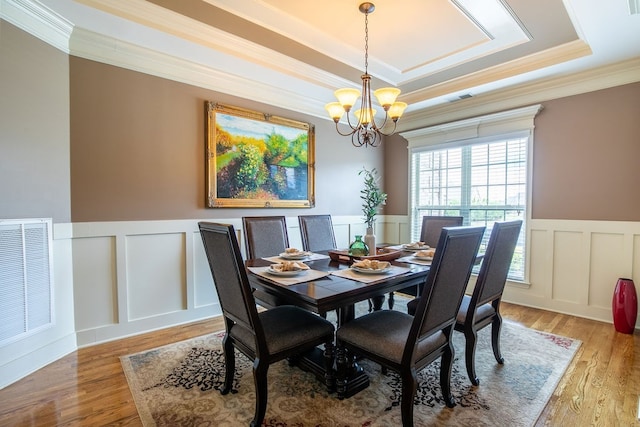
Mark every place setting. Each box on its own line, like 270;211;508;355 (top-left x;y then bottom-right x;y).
398;247;436;266
330;259;410;283
247;260;331;285
262;247;330;263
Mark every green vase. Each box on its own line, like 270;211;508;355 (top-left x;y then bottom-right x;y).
348;235;369;257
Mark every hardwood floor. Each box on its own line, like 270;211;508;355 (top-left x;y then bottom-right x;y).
1;303;639;426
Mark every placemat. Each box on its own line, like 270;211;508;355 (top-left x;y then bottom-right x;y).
397;255;432;266
247;266;331;285
330;265;410;283
262;252;330;263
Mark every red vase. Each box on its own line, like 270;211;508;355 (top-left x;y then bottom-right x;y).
612;278;637;334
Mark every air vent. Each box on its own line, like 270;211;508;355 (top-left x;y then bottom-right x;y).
0;218;53;345
447;93;474;102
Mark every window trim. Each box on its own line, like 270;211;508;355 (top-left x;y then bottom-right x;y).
401;104;542;283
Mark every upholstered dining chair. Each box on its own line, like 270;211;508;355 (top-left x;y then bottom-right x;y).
242;216;290;259
335;226;485;426
198;222;335;427
453;219;522;385
420;215;464;247
407;220;522;386
395;215;465;299
298;214;337;252
242;216;291;309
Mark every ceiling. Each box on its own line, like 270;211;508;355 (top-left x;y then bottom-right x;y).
9;0;640;128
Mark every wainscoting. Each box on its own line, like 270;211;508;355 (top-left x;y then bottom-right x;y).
70;216;373;347
71;216;640;348
2;215;638;389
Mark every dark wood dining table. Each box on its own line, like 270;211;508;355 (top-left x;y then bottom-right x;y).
245;252;431;398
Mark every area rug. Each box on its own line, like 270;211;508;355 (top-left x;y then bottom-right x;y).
121;306;581;427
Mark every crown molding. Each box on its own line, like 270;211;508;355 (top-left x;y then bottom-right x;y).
69;27;324;118
0;0;73;52
401;39;592;105
399;57;640;131
4;0;639;129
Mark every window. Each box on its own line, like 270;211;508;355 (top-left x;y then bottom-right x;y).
403;105;542;282
410;136;527;279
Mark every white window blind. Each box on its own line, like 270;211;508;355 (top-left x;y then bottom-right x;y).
402;105;542;282
0;219;53;344
410;136;527;280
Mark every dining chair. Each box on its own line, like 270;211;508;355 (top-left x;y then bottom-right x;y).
335;226;485;426
198;222;335;427
298;214;337;252
406;220;522;386
242;216;291;309
395;215;465;299
242;216;290;259
420;215;464;247
453;219;522;385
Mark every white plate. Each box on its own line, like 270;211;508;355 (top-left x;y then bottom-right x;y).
267;268;308;277
351;266;391;274
413;255;433;261
279;252;309;260
402;244;430;251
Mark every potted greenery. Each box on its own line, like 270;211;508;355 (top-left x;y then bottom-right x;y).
359;167;387;255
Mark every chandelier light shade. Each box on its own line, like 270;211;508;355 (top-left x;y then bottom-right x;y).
325;2;408;148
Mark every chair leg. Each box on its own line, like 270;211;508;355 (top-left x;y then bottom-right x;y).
400;367;418;427
388;291;395;310
323;340;336;392
491;314;504;364
221;334;235;394
250;359;268;427
439;342;456;408
464;329;480;386
335;344;348;400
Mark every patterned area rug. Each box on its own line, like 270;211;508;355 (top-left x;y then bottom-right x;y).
121;303;580;427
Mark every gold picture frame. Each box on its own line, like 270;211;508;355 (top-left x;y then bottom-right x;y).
205;102;315;208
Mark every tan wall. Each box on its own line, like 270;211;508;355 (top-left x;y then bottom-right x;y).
384;82;640;221
0;20;71;223
533;83;640;221
69;57;381;222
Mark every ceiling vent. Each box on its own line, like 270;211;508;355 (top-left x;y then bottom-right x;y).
448;93;474;102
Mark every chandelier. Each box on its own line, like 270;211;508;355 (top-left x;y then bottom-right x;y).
325;2;408;148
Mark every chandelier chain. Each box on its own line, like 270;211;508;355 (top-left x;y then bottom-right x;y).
364;11;369;74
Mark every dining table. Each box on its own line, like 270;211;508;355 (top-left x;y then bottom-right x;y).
245;248;432;398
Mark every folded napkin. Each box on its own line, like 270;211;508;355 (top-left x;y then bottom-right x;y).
403;241;429;249
282;247;310;256
415;249;435;258
352;259;390;271
270;261;310;272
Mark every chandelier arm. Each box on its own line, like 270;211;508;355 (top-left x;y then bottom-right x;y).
344;112;360;132
376;119;399;137
334;121;358;137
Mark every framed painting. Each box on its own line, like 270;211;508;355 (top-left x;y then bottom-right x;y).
205;102;315;208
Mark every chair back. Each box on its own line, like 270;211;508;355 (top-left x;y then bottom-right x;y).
199;222;262;337
469;220;523;309
298;215;337;252
419;216;464;247
406;226;485;361
242;216;289;259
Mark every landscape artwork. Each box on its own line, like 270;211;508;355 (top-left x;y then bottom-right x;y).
206;102;315;208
